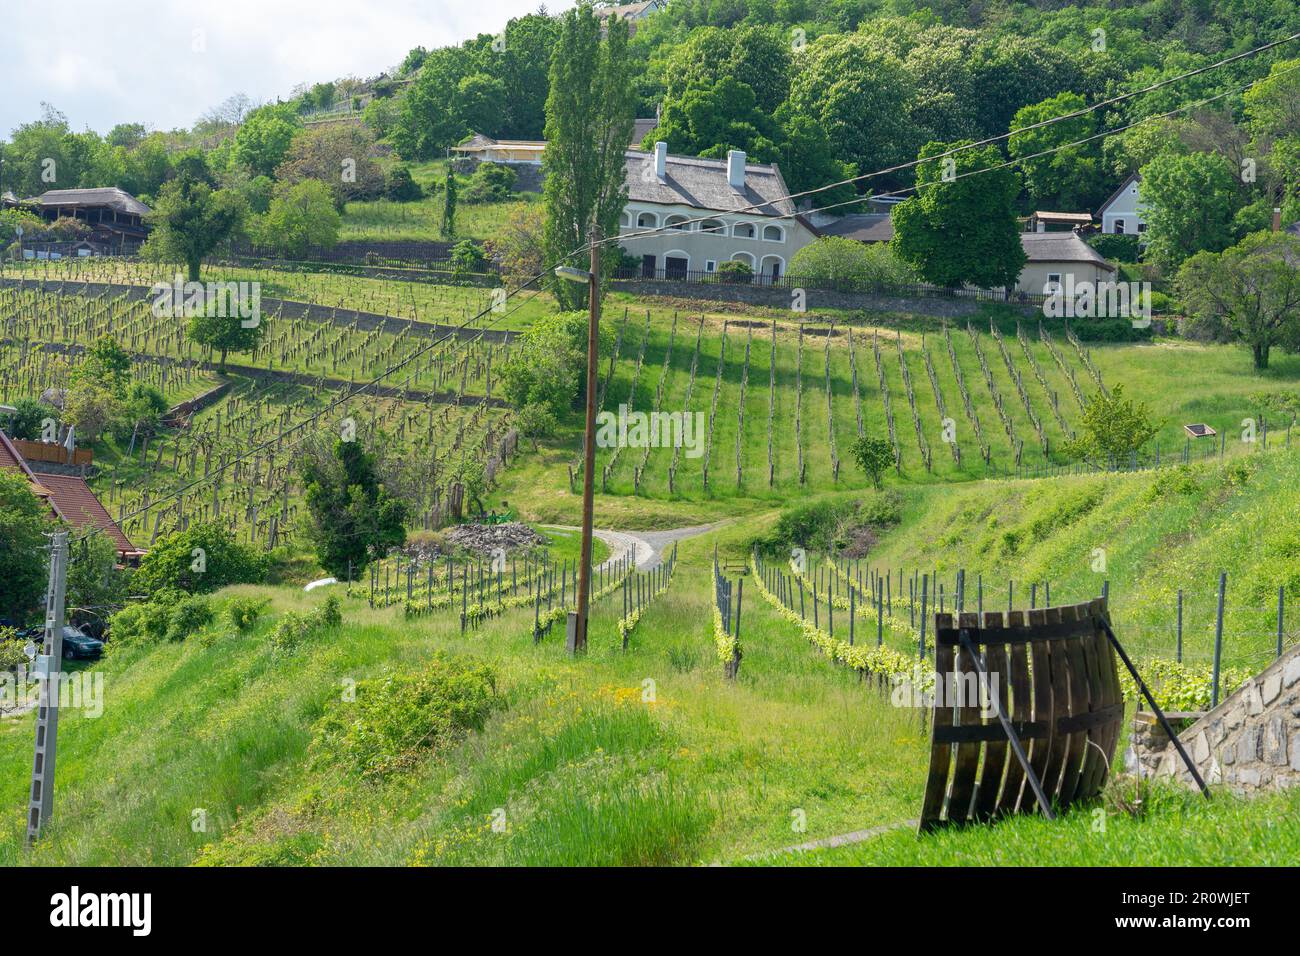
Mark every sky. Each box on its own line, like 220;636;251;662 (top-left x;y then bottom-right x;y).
1;0;550;137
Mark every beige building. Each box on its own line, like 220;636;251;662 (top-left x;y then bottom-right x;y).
1016;231;1116;295
451;133;547;165
618;142;818;282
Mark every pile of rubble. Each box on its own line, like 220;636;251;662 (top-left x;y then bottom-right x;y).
445;522;546;557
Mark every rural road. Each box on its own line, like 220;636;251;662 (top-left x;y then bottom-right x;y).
541;523;719;571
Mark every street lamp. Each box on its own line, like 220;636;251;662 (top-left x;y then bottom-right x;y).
553;226;601;654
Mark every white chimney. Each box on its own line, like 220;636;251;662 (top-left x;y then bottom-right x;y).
727;149;746;189
654;141;667;180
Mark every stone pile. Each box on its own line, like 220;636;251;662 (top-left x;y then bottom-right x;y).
446;522;546;556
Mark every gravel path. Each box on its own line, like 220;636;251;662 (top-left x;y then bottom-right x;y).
540;523;718;571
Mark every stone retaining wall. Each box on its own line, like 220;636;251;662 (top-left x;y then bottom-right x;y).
1136;644;1300;792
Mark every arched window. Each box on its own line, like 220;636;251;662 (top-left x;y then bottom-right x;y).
732;222;756;239
664;251;690;278
762;224;784;242
700;218;725;235
619;212;631;228
760;255;784;281
665;215;691;231
730;251;756;269
636;211;658;229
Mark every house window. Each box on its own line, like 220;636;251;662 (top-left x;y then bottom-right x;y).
1137;222;1146;233
705;260;717;273
700;219;725;235
1045;273;1062;294
619;212;631;228
1114;219;1126;234
762;224;784;242
733;222;755;239
636;212;658;229
665;215;690;231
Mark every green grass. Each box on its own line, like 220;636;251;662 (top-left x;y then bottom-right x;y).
762;783;1300;866
0;524;927;866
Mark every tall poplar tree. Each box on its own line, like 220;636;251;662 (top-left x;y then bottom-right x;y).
541;4;636;310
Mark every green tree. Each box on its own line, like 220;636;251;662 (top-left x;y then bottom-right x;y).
1064;384;1160;461
1008;92;1105;211
300;438;408;579
647;77;782;161
442;167;457;238
74;336;132;399
67;534;128;627
251;179;341;257
232;105;301;177
850;435;895;490
143;173;246;281
0;471;51;625
5;397;58;441
1140;151;1242;271
786;33;919;184
1176;232;1300;371
134;523;266;594
661;25;791;116
893;141;1026;290
542;5;636;311
187;306;266;372
63;381;123;443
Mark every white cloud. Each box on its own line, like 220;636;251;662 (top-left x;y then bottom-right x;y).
0;0;548;136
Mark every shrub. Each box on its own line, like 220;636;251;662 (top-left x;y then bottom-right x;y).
0;626;26;671
1089;233;1141;262
384;165;423;202
759;498;858;555
461;162;516;203
226;595;268;632
449;239;488;273
5;397;59;441
134;524;266;594
107;588;188;646
308;654;500;778
165;594;214;642
267;596;343;654
714;259;752;283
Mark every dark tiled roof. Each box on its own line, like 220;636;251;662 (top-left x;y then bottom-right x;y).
1021;232;1115;271
818;213;894;243
631;118;657;148
594;1;657;18
624;150;795;218
31;187;150;217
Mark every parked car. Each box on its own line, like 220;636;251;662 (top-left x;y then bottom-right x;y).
18;625;104;661
61;626;105;660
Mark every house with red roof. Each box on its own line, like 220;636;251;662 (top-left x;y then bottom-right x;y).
0;430;141;562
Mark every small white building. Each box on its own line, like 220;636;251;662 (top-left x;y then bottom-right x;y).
618;142;818;282
1017;232;1116;295
1097;172;1147;236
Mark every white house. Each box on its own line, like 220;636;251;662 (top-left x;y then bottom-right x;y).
617;142;819;282
1097;172;1147;236
594;1;665;36
1016;232;1116;295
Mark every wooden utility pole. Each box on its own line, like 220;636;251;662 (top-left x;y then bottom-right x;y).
573;224;602;654
26;530;70;847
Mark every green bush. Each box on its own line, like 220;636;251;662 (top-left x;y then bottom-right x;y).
165;594;214;642
308;654;500;779
759;498;858;555
226;596;268;632
0;626;26;671
134;524;267;595
107;588;189;646
461;162;516;204
1089;233;1141;262
267;596;344;654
